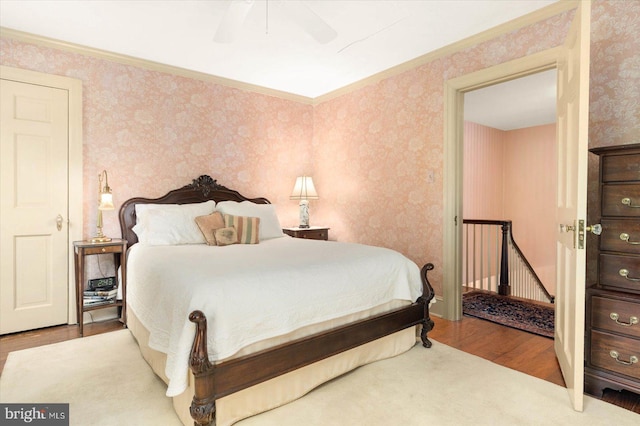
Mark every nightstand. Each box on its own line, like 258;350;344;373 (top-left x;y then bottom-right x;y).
73;239;127;336
283;226;329;241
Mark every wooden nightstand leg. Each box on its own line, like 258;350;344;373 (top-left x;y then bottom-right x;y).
75;248;84;337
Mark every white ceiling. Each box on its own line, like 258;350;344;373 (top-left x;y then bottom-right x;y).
465;69;557;131
0;0;559;129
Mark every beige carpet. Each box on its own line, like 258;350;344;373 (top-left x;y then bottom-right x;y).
1;329;638;426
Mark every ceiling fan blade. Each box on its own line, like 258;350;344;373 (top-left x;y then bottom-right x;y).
280;1;337;44
214;0;255;43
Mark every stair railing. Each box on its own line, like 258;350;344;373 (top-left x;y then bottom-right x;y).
463;220;554;304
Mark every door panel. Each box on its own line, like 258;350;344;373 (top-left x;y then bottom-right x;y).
1;79;69;334
554;0;591;412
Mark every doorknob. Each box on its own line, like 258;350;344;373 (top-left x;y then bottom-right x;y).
56;214;63;231
586;224;602;235
560;220;593;250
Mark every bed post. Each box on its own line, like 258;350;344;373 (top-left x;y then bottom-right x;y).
418;263;436;348
189;311;216;426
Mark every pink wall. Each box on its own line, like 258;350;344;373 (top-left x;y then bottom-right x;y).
311;10;571;293
463;122;557;295
504;124;557;293
0;40;314;239
463;122;505;220
586;0;640;284
1;0;637;296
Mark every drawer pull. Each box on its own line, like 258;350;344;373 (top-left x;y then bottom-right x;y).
609;350;638;366
620;232;640;245
621;197;640;208
619;268;640;281
609;312;639;326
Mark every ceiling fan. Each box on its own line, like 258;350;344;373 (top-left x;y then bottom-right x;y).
214;0;337;44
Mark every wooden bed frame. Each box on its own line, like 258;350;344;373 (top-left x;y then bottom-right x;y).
119;175;435;426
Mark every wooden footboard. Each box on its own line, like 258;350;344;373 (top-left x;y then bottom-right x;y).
188;262;436;426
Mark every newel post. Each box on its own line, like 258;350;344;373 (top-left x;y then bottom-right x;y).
498;221;511;296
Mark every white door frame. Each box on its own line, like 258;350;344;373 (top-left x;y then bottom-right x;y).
0;65;83;325
441;47;562;320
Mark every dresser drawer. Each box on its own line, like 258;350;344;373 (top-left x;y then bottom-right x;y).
591;296;640;338
602;183;640;217
590;330;640;380
599;254;640;293
600;219;640;254
602;153;640;182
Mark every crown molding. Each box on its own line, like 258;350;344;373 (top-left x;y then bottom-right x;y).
0;27;315;105
312;0;578;105
1;0;577;107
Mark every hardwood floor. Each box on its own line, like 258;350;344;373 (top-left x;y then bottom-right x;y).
0;320;124;374
430;315;565;386
1;316;638;414
430;315;639;414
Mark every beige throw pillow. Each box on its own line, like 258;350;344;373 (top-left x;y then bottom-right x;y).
194;212;225;245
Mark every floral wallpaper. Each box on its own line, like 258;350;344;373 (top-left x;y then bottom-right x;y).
1;0;637;296
586;0;640;284
311;9;572;293
0;41;314;240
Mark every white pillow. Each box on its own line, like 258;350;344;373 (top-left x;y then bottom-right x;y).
133;200;216;245
216;201;284;240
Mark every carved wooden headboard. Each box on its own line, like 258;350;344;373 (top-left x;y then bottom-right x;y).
118;175;270;249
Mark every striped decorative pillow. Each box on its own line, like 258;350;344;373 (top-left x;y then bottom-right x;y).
223;214;260;244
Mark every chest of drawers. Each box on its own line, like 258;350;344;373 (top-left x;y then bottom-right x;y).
585;144;640;398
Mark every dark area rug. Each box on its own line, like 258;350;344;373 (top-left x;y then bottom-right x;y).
462;291;554;338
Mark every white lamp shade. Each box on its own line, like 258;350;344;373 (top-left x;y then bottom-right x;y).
290;176;319;200
98;192;115;210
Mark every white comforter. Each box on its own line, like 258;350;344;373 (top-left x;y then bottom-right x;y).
126;236;422;396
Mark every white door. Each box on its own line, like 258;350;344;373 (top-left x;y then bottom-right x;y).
0;79;70;334
554;0;591;412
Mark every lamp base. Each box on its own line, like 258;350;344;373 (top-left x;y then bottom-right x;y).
298;200;310;229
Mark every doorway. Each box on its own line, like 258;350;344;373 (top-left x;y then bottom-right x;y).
442;2;590;412
458;69;557;337
441;48;562;321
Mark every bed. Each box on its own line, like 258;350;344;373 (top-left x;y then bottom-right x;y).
119;175;435;426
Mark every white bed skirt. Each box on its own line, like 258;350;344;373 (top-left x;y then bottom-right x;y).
127;304;418;426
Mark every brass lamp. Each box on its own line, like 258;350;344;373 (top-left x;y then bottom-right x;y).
290;176;318;228
90;170;115;243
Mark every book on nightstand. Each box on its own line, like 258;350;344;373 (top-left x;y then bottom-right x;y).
83;288;117;305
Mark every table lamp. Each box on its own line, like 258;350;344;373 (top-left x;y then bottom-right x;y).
290;176;318;228
89;170;115;243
